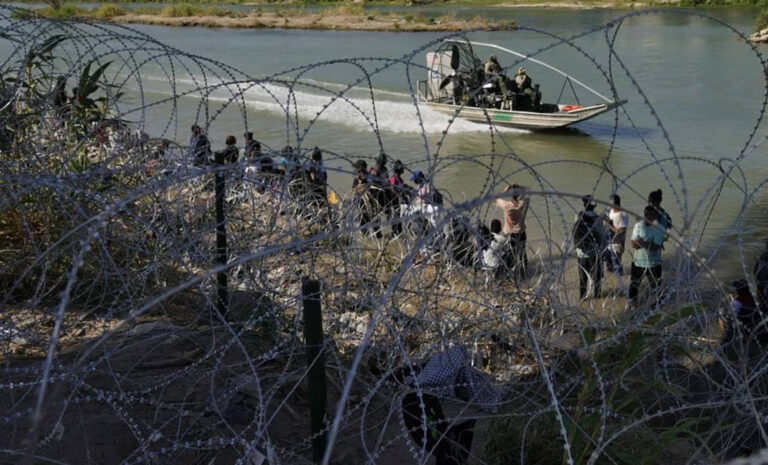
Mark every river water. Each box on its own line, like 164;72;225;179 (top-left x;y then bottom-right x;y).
3;6;767;280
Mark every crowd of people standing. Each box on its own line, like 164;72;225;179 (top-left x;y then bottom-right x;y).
183;126;768;355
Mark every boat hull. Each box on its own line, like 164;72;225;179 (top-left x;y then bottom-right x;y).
423;100;623;130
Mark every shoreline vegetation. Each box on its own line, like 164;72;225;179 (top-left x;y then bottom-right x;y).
15;4;520;31
12;2;768;33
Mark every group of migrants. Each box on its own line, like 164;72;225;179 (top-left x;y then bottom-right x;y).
184;125;768;358
568;190;668;305
185;126;329;208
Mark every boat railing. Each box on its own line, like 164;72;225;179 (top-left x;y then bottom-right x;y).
445;39;615;105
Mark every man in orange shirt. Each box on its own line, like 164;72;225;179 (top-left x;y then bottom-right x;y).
495;184;529;278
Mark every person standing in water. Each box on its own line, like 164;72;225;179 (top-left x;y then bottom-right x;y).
648;189;672;240
604;194;629;276
573;195;606;299
495;184;529;278
628;206;665;307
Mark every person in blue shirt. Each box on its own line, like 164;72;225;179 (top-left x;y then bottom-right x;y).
628;206;665;306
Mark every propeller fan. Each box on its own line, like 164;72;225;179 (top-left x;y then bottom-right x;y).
450;43;460;71
439;44;462;90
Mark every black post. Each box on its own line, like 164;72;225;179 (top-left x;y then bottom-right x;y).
302;279;327;464
214;150;228;318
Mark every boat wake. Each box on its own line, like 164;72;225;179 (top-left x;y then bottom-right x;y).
138;74;528;135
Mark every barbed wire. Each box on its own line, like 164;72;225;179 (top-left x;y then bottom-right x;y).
1;5;768;465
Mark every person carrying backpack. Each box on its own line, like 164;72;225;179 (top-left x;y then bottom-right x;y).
648;189;672;242
573;195;606;300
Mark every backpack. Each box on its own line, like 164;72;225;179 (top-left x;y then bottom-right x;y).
433;189;444;206
573;212;601;255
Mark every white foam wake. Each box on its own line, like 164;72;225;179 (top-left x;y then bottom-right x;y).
135;74;527;135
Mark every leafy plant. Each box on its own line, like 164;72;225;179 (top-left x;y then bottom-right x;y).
756;9;768;32
92;4;126;19
483;307;705;465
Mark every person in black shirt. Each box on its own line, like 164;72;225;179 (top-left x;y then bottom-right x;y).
189;124;211;166
216;135;239;164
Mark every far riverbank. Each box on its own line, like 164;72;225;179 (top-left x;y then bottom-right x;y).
108;10;512;31
11;2;766;32
13;4;518;31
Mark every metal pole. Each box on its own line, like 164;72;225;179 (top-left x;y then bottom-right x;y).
302;279;327;464
214;150;228;318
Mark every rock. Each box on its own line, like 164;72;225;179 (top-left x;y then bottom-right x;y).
749;28;768;43
0;325;28;346
327;311;369;342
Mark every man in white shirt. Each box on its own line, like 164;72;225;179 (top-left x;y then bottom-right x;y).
604;194;629;276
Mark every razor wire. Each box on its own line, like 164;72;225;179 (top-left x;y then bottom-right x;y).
1;5;768;465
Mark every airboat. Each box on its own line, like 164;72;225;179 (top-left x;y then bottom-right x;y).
416;39;626;130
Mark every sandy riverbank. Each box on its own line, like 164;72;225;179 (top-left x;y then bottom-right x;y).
109;11;513;31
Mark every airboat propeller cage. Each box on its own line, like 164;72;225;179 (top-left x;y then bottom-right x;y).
437;38;615;104
426;50;456;101
419;37;625;130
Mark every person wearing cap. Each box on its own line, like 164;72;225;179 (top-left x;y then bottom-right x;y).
511;67;541;110
628;206;665;307
514;67;532;92
410;170;435;206
188;124;211;167
573;195;606;299
721;279;768;358
604;194;629;276
484;54;501;76
483;54;508;102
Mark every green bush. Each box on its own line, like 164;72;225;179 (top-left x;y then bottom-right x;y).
483;310;704;465
756;9;768;32
483;414;564;465
155;4;241;17
20;5;88;19
92;4;126;19
160;4;196;17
